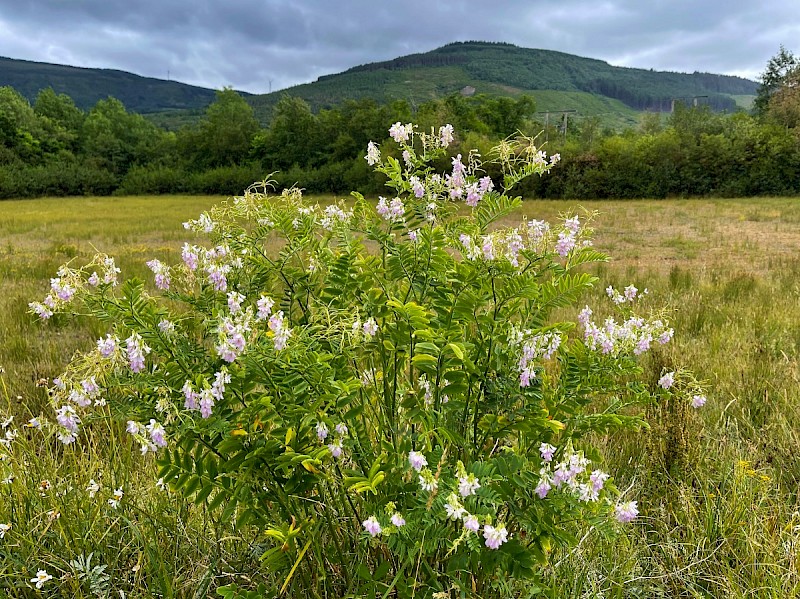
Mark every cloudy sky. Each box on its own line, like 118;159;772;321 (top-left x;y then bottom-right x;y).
1;0;798;94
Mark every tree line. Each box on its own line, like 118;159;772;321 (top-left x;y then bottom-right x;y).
1;47;799;200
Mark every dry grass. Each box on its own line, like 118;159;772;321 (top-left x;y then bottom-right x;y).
1;193;799;596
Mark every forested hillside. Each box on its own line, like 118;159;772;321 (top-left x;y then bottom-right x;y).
247;41;758;121
0;56;235;113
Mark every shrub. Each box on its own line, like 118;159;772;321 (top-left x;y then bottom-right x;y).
29;124;704;597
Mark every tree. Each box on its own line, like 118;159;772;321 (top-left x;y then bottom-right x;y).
34;88;85;155
754;45;798;117
82;97;164;175
767;68;800;129
251;95;318;170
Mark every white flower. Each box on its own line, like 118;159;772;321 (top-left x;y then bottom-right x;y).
86;479;100;499
31;570;53;589
108;487;124;509
0;523;10;538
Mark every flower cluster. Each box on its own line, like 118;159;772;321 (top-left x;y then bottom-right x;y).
376;196;405;223
125;419;168;453
29;256;119;319
316;420;349;459
146;258;171;290
216;307;253;362
578;303;673;357
512;329;563;387
320;204;353;231
535;447;612;506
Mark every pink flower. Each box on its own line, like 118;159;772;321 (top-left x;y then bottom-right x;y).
483;524;509;549
391;513;406;527
539;443;556;462
363;516;382;537
691;394;707;408
615;501;639;523
658;372;675;389
408;451;427;471
463;514;480;532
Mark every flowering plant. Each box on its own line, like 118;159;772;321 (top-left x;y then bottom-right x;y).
31;124;703;597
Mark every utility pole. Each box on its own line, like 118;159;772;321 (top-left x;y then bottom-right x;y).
536;110;577;141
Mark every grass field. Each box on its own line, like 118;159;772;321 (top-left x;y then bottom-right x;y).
1;194;799;597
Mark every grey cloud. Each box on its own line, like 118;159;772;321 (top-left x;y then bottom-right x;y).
1;0;798;93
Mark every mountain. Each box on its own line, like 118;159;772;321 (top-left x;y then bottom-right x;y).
1;42;759;129
0;55;244;113
248;41;758;127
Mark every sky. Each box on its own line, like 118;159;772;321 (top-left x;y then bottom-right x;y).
0;0;798;94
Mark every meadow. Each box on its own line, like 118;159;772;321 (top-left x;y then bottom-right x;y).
1;194;799;597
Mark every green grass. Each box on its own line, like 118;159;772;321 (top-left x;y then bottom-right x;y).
1;194;800;596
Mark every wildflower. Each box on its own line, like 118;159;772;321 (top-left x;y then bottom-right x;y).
658;329;674;344
145;259;170;290
0;523;10;538
445;494;466;520
481;236;495;261
365;141;381;165
418;469;438;492
539;443;556;462
328;438;343;459
181;243;199;270
29;301;53;319
97;334;118;358
589;470;609;492
158;319;175;334
555;232;576;257
362;516;382;537
535;477;551;499
199;389;215;418
316;422;329;441
126;333;151;374
565;215;580;234
362;318;378;338
692;394;707;408
376;196;405;222
390;513;406;527
483;524;509;550
55;405;80;442
463;514;480;533
439;124;454;147
408;451;427;471
205;263;229;292
418;375;433;406
409;176;425;198
108;487;124;509
658;372;675;390
27;417;41;429
389;122;412;143
156;477;167;491
614;500;639;523
88;272;100;286
268;311;291;350
146;419;167;449
624;285;638;301
335;423;348;437
86;479;100;498
126;421;140;435
458;474;481;497
30;570;53;589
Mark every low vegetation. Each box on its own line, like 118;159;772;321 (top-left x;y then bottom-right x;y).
1;189;798;596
